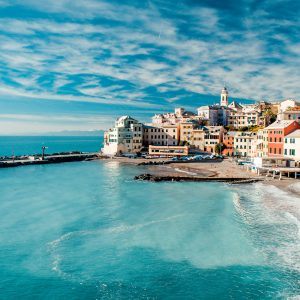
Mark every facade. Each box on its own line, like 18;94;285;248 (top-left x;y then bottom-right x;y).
222;131;237;156
234;132;257;157
143;124;179;146
284;130;300;161
265;120;300;158
227;109;260;128
277;106;300;122
179;122;196;144
256;128;269;158
191;129;205;150
197;105;227;126
102;116;143;156
203;126;224;153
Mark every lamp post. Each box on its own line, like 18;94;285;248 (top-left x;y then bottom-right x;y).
41;146;48;160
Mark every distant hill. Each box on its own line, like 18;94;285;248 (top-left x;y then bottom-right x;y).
35;130;104;136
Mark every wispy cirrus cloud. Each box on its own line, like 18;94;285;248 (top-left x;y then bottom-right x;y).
0;0;300;133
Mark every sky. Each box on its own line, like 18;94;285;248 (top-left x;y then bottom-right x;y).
0;0;299;134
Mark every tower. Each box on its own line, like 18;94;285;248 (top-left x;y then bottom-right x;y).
220;86;228;106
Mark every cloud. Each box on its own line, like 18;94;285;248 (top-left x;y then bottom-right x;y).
1;0;300;133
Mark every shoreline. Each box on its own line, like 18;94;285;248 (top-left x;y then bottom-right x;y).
108;156;300;196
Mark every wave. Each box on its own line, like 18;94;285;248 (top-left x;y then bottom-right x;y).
47;214;186;279
232;182;300;272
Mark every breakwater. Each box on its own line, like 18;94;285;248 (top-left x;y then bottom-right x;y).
0;152;102;168
134;173;263;184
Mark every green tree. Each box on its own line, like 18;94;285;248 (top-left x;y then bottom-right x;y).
215;143;226;154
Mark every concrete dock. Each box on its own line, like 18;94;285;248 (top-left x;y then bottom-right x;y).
0;152;102;168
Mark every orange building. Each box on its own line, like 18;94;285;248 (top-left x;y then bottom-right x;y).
222;131;236;156
266;120;300;157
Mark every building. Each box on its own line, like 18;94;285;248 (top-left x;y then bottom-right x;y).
179;121;197;144
277;106;300;122
203;126;224;153
279;99;298;113
197;105;228;126
265;120;300;158
102;116;143;156
222;131;237;156
191;129;205;150
284;129;300;161
256;128;269;158
149;145;189;157
220;86;229;106
152;108;196;125
234;132;257;157
143;124;179;146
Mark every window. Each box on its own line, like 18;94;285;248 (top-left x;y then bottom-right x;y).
285;138;287;143
274;148;277;154
290;149;295;156
284;149;287;155
279;148;281;155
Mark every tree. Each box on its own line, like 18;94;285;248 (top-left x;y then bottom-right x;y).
215;143;226;154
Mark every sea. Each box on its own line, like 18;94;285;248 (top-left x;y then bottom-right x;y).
0;136;300;299
0;135;104;157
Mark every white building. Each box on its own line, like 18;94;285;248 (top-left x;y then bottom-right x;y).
220;86;229;106
279;99;298;113
234;132;257;157
152;108;196;125
102;116;143;156
284;129;300;161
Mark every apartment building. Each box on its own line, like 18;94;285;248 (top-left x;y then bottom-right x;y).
203;126;224;153
191;129;205;150
179;121;196;144
102;116;143;156
265;120;300;158
277;106;300;122
234;132;257;157
284;129;300;161
143;124;179;146
222;131;237;156
256;128;268;158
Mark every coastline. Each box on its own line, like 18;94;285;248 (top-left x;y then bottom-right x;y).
106;156;300;196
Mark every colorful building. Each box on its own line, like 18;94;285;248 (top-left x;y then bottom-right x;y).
222;131;237;156
284;129;300;161
265;120;300;158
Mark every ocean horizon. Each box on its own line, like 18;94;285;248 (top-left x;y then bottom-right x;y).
0;135;104;157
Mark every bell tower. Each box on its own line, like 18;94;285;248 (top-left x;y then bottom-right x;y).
220;86;228;106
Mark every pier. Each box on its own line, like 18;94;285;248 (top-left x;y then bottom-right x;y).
261;167;300;180
0;152;102;168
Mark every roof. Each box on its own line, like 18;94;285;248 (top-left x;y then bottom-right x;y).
224;131;238;137
228;101;243;109
285;129;300;138
182;111;196;116
265;120;296;129
286;106;300;111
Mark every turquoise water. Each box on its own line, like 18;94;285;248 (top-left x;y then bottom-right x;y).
0;136;103;157
0;160;300;299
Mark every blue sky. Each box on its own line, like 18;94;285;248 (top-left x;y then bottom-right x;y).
0;0;299;134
